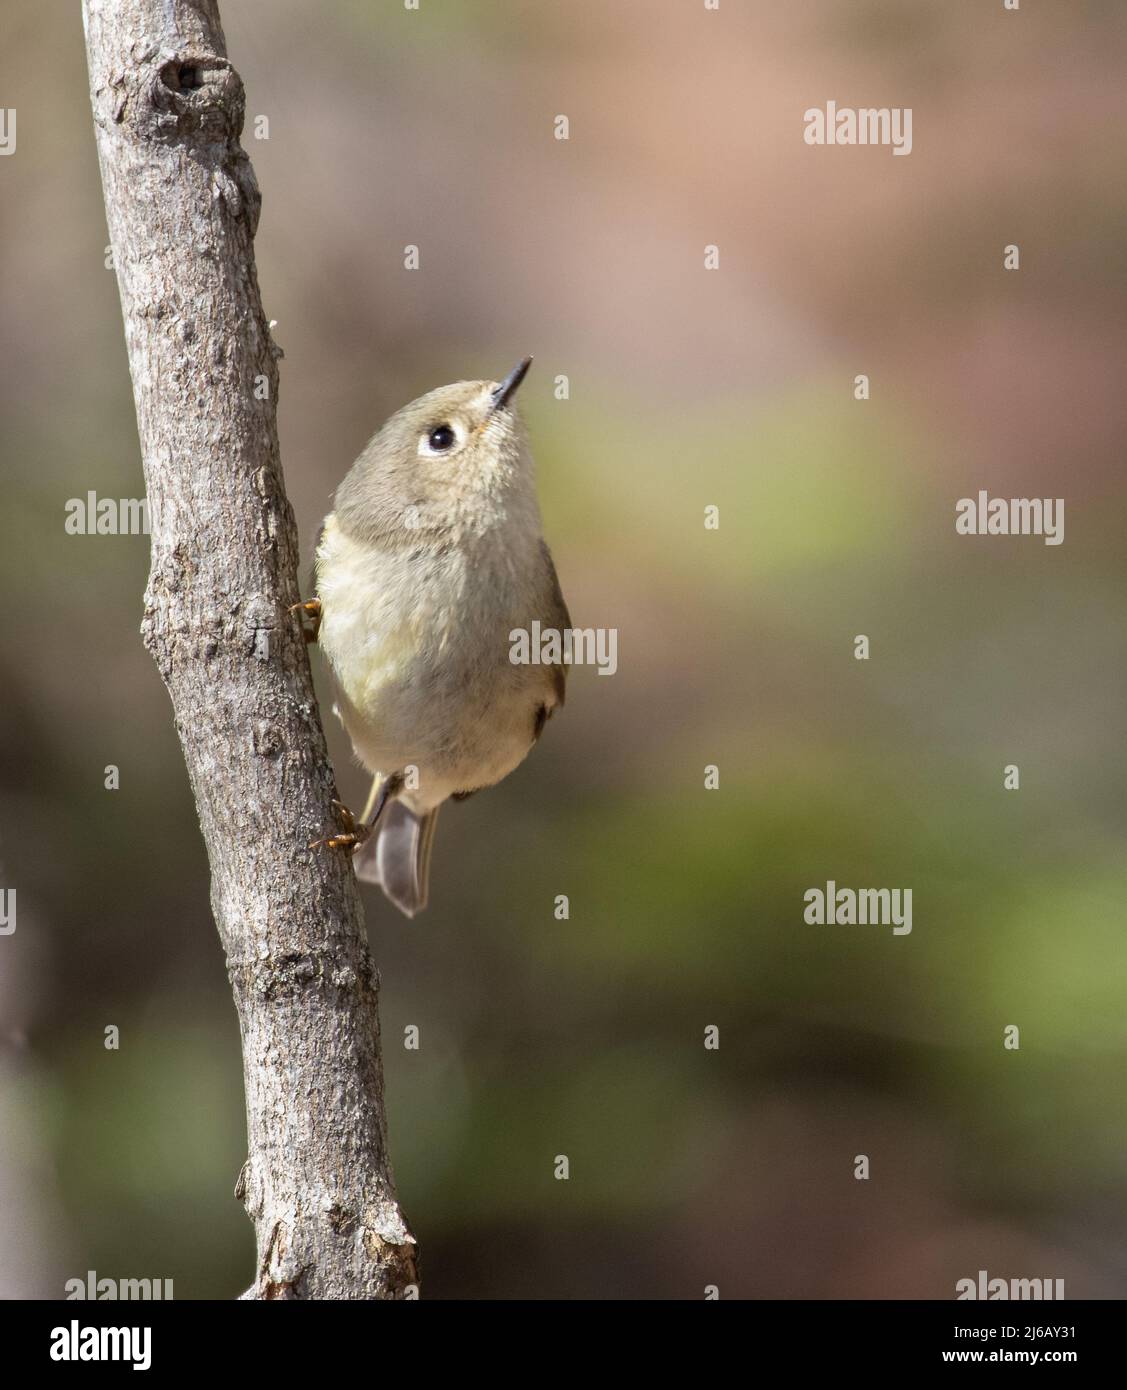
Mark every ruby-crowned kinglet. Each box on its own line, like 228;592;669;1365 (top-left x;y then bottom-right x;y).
297;358;569;917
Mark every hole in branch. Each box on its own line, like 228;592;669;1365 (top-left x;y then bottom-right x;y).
160;60;205;92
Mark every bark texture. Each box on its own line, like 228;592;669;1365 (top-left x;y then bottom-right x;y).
82;0;417;1299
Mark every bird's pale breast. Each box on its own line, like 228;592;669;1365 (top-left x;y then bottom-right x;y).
316;513;557;812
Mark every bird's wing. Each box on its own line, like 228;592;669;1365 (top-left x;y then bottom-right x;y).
539;539;570;710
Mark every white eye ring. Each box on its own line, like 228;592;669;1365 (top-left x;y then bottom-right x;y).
419;422;462;457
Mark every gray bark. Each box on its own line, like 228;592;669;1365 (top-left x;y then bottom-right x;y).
81;0;417;1299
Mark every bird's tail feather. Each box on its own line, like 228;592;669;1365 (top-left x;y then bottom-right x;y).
353;799;439;918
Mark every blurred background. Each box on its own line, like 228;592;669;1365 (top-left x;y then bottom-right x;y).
2;0;1126;1298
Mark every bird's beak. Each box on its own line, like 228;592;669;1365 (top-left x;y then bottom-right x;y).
490;356;533;412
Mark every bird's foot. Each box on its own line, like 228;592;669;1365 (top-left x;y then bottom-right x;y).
309;799;371;852
290;597;322;643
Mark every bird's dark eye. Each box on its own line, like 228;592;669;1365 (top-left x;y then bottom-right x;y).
427;424;456;451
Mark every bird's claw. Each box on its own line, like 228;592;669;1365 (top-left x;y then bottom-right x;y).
309;799;372;853
290;597;322;643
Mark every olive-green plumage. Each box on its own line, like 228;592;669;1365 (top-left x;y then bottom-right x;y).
313;359;569;916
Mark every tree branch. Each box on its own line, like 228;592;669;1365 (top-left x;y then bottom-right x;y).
81;0;416;1299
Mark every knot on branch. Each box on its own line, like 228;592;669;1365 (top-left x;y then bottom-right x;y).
148;51;245;146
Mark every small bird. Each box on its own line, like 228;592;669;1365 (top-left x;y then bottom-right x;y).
296;358;569;917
